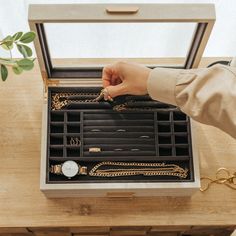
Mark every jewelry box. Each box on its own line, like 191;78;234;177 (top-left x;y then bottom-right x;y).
29;4;215;198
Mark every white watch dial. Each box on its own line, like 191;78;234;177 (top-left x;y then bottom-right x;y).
61;160;79;178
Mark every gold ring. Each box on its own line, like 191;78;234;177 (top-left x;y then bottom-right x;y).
75;138;81;147
70;137;75;146
70;137;81;146
89;147;101;153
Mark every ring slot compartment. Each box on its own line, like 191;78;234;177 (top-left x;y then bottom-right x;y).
50;123;64;133
67;111;80;122
50;135;64;145
49;146;63;157
67;123;81;133
51;111;64;122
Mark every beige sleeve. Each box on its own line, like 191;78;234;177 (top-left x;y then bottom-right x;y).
147;65;236;139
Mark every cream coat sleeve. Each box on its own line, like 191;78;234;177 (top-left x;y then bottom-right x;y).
147;65;236;139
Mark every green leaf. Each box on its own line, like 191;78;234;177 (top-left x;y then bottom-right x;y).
13;32;23;41
12;65;23;75
19;32;36;44
16;58;34;71
1;64;8;81
17;44;33;58
1;43;13;50
3;35;13;44
1;35;13;50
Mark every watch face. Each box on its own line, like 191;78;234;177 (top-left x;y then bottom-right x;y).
61;161;79;178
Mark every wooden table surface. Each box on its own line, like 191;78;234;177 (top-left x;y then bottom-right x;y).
0;58;235;228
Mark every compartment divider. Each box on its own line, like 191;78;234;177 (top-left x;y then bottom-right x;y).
63;111;67;158
63;111;67;134
187;119;194;181
154;112;159;156
50;121;64;125
49;155;190;162
170;111;176;156
84;151;156;156
83;131;154;138
83;138;155;144
63;136;66;158
80;111;84;157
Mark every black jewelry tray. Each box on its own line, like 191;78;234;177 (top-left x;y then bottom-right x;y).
47;87;194;184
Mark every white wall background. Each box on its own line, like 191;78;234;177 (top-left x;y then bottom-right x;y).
0;0;235;59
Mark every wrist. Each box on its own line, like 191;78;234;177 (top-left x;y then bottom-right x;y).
147;68;179;105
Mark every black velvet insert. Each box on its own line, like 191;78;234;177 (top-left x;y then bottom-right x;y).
46;87;194;183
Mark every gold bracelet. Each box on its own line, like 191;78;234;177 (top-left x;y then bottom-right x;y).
200;168;236;192
89;161;188;178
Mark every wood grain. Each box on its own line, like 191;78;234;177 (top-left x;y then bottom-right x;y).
0;58;235;228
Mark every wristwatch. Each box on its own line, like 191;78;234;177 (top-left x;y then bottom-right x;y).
50;160;87;178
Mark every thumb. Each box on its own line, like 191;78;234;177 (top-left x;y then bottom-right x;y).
106;83;126;98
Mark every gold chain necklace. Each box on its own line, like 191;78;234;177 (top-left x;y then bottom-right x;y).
51;92;103;110
89;161;188;178
51;92;172;112
113;103;172;112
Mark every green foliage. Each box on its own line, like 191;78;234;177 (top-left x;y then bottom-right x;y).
17;44;33;58
1;35;14;50
13;32;23;41
19;32;36;43
0;31;36;81
1;64;8;81
12;65;23;75
17;58;34;71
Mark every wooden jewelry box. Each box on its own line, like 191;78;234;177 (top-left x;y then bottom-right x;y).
28;4;215;198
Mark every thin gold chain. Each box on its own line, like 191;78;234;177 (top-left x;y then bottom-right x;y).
89;161;188;178
113;103;163;112
200;168;236;192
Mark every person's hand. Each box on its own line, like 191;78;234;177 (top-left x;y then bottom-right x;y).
102;61;151;99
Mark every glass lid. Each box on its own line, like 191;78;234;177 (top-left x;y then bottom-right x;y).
44;22;196;68
29;4;215;79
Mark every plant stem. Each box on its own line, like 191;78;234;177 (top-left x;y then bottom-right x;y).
0;59;17;67
0;57;11;61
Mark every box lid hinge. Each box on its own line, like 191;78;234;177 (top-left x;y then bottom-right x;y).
42;71;59;101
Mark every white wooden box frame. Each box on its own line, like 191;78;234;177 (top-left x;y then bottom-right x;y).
28;4;215;198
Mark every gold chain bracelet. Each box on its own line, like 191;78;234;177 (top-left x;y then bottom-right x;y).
89;161;188;178
51;92;100;110
51;90;114;110
200;168;236;192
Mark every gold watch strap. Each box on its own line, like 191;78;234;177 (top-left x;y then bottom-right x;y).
79;166;87;175
50;164;62;174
